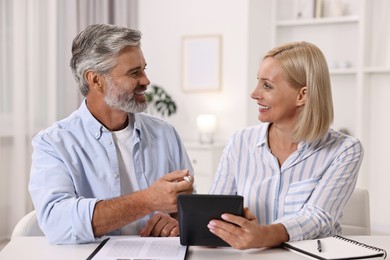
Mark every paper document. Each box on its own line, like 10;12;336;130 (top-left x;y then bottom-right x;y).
91;236;187;260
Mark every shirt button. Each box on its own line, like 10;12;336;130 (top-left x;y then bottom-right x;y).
106;140;113;145
114;173;119;178
94;132;99;138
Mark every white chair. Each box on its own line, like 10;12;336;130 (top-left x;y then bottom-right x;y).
341;187;371;235
11;210;44;238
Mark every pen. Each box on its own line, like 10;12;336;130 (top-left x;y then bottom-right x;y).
317;239;322;253
86;237;110;260
183;175;193;183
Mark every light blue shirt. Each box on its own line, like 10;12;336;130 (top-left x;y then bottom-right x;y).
29;100;193;244
209;123;364;241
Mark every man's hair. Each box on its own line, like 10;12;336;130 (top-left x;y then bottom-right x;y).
70;24;142;96
264;41;334;143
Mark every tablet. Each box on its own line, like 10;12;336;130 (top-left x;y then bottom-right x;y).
177;194;244;247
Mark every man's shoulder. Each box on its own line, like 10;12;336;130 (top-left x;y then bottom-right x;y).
34;110;83;139
135;113;174;129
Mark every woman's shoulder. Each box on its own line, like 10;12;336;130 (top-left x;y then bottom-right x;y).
329;128;361;143
320;128;363;151
226;123;269;148
232;123;268;137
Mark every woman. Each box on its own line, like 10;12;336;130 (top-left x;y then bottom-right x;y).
208;42;364;249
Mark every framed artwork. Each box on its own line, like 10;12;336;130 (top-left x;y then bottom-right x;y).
182;35;222;92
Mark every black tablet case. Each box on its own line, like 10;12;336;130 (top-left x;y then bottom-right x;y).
178;194;244;247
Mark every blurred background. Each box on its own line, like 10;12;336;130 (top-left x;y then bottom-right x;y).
1;0;389;245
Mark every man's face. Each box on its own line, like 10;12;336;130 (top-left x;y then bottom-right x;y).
104;46;150;113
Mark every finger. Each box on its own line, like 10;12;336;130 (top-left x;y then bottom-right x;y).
169;226;179;237
151;219;167;237
140;214;161;237
162;169;189;182
176;183;194;194
243;207;257;221
183;175;194;183
207;220;237;246
208;219;240;235
173;178;194;193
221;213;248;228
160;219;178;237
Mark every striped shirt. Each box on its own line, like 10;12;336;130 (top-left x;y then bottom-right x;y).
209;122;364;241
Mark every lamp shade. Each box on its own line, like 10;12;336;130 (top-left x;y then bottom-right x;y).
196;114;216;133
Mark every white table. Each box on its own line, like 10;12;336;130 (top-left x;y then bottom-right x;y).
1;236;389;260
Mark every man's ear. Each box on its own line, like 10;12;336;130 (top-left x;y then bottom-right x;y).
85;70;104;93
296;86;307;107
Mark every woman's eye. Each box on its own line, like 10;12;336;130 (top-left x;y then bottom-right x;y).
263;83;271;89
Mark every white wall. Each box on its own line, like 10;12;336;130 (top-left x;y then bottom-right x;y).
0;0;138;240
2;0;388;240
138;0;251;143
139;0;390;236
366;75;390;235
247;0;273;126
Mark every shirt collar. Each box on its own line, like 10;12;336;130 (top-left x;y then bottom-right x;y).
256;122;270;148
78;99;105;140
78;100;150;142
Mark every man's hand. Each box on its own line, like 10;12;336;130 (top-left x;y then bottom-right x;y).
92;169;193;237
145;169;194;213
140;212;179;237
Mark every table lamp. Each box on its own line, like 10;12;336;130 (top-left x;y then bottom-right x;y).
196;114;216;144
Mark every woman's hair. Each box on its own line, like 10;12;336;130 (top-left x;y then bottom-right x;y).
264;41;333;143
70;24;142;96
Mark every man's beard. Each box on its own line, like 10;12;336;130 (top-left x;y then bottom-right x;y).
104;76;148;113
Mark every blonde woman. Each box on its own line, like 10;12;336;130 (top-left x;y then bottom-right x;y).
208;42;363;249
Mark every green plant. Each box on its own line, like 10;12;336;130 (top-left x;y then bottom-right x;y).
145;84;177;117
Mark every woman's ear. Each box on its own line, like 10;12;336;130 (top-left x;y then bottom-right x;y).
296;86;307;107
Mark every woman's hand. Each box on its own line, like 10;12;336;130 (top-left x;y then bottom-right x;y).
207;207;289;249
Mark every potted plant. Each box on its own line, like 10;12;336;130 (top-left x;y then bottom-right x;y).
145;84;177;117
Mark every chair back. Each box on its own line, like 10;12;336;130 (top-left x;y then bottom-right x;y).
11;210;44;238
341;187;371;235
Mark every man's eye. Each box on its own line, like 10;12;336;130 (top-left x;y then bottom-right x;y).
129;70;140;77
129;67;146;77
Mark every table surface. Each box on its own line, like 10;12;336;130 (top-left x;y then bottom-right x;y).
1;236;389;260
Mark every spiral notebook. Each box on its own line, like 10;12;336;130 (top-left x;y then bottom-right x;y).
283;235;387;260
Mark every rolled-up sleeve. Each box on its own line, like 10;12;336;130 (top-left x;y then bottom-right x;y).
29;133;98;244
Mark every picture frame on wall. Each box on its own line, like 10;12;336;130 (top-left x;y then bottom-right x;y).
182;35;222;92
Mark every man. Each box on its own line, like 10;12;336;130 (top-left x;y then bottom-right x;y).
29;24;194;244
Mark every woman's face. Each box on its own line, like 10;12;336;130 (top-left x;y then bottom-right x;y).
250;57;306;125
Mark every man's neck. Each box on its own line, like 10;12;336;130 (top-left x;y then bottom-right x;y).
86;98;129;131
